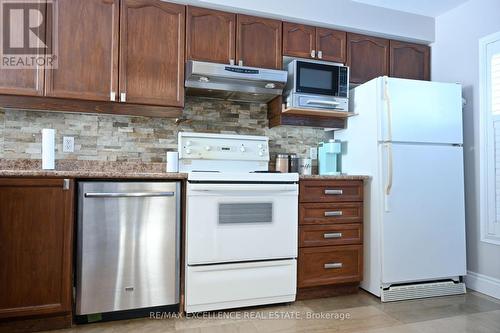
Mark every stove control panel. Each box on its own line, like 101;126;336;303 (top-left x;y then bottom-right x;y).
178;132;269;162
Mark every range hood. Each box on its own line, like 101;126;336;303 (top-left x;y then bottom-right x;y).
185;60;287;103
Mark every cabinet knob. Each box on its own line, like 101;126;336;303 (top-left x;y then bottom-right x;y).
238;59;243;66
229;59;235;65
311;50;316;58
318;50;323;59
120;92;126;102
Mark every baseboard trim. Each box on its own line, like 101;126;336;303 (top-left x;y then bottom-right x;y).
466;271;500;300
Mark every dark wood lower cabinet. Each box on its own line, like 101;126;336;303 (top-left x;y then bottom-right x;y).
0;178;74;331
298;179;364;299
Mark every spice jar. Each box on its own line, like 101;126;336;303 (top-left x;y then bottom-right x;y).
275;154;289;173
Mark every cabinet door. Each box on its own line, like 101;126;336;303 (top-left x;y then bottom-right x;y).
282;22;315;59
0;1;45;96
389;40;430;81
120;0;185;107
316;28;346;63
186;6;235;64
45;0;119;101
236;14;282;69
0;178;74;319
347;33;389;84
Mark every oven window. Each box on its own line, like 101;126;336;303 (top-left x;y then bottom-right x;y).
218;203;273;224
299;67;333;90
296;61;340;96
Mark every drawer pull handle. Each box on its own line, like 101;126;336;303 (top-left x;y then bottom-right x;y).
325;211;343;217
324;232;342;239
325;189;343;195
324;262;343;269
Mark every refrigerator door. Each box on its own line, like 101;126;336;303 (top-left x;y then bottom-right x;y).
380;77;463;144
379;143;466;284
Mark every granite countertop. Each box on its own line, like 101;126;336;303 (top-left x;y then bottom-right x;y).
0;160;187;179
299;174;370;180
0;160;369;180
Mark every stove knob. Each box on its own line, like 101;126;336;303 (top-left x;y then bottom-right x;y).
258;144;263;149
240;146;246;152
205;146;211;151
186;140;192;146
259;150;264;157
185;148;192;154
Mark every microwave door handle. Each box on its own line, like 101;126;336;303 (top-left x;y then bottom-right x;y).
305;99;340;106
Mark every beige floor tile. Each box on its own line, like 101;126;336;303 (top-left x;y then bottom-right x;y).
376;292;500;324
469;309;500;331
303;291;380;312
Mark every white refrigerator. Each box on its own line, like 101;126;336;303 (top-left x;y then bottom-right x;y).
335;77;467;302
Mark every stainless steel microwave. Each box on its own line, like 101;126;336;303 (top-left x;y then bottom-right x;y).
284;59;349;112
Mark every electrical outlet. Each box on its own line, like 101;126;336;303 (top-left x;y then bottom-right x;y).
310;147;318;160
63;136;74;153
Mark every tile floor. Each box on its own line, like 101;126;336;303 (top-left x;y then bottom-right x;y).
46;290;500;333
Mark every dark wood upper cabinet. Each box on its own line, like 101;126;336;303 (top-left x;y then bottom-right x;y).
316;28;346;63
119;0;185;107
347;33;389;84
283;22;315;59
389;40;430;81
0;178;74;319
236;14;282;69
0;1;45;97
45;0;119;101
186;6;235;64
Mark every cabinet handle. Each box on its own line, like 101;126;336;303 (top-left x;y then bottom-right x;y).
324;211;343;217
63;179;70;190
229;59;235;65
324;189;343;195
311;50;316;58
110;91;116;102
324;262;343;269
238;59;243;66
318;50;323;59
120;92;126;102
324;232;342;239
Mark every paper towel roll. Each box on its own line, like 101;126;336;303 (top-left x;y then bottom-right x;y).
166;151;179;172
42;129;55;170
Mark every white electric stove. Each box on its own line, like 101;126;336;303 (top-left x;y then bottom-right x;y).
179;132;299;313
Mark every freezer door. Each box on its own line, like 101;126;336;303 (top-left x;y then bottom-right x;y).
380;78;463;144
379;143;466;284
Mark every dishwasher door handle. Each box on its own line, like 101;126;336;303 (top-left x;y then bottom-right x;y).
84;192;175;198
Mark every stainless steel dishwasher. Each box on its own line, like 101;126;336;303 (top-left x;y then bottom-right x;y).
76;181;180;316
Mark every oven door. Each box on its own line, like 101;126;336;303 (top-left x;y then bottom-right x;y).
186;182;298;265
295;60;347;97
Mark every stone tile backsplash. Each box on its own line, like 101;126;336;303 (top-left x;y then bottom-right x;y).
0;97;327;164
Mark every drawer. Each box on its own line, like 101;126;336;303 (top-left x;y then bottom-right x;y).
300;180;363;203
298;245;363;288
300;202;363;225
299;224;362;247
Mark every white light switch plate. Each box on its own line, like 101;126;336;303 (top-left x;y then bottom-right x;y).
63;136;74;153
310;147;318;160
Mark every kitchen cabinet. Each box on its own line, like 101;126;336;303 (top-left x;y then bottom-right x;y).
297;179;364;299
186;6;235;64
390;40;430;81
283;23;346;63
347;33;389;84
236;14;282;69
45;0;119;101
119;0;185;107
282;22;316;59
0;1;45;97
0;178;74;329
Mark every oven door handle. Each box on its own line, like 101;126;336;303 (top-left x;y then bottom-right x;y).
305;99;340;106
188;184;298;193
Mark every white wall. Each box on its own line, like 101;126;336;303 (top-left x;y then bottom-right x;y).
172;0;435;43
432;0;500;285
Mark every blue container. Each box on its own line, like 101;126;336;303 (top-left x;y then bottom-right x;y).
318;140;341;175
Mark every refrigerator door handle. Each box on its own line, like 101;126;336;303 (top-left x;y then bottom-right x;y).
383;77;393;142
384;143;393;212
